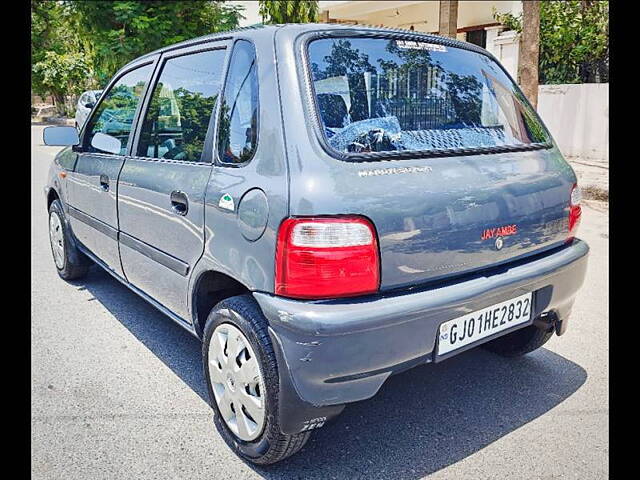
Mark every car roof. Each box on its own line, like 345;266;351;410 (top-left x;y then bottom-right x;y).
122;22;491;71
128;24;274;65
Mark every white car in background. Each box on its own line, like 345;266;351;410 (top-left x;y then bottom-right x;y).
74;90;102;129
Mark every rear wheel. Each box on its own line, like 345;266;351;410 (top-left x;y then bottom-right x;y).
202;294;310;464
48;199;90;280
481;324;553;357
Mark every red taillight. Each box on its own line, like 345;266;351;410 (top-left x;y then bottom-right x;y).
567;183;582;243
275;216;380;299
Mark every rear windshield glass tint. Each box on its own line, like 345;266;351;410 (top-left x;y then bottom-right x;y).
307;37;549;156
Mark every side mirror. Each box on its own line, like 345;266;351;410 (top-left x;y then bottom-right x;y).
91;132;122;155
43;126;79;146
84;102;95;109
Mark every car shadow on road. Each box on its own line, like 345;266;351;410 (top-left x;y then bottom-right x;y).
76;267;208;400
78;266;587;479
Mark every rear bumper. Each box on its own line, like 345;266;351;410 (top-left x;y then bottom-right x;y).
254;239;589;433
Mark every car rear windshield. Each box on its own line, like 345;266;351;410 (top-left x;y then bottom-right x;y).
307;36;550;157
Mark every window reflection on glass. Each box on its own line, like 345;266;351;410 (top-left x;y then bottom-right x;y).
84;64;153;155
137;49;226;162
307;37;549;156
217;40;259;164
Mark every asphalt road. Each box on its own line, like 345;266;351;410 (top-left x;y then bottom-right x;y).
31;124;609;479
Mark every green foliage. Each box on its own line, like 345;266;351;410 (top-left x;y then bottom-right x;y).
31;0;243;114
33;51;91;95
32;0;92;113
70;1;244;85
33;51;91;115
492;7;523;33
258;0;319;24
539;0;609;84
492;1;609;84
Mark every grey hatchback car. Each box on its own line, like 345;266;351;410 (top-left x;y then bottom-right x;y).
43;24;588;464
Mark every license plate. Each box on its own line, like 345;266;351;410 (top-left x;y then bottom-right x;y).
437;292;533;356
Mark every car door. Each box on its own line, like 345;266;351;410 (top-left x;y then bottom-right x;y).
117;43;229;319
67;58;157;277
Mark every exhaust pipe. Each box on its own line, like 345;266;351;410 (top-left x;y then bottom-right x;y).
533;311;564;336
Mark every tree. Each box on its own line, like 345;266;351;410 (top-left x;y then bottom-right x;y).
31;1;245;115
69;1;244;85
539;0;608;84
258;1;319;24
33;51;91;115
519;0;540;107
32;1;92;114
493;1;609;85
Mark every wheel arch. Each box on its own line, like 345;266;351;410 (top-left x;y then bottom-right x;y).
191;270;250;339
46;187;60;210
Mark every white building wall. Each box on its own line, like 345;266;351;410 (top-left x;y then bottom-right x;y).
537;83;609;162
488;28;520;80
457;1;521;27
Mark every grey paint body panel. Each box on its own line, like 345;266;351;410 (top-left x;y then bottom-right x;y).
193;28;290;304
117;159;212;319
68;205;118;241
119;231;190;276
66;152;127;277
237;188;270;241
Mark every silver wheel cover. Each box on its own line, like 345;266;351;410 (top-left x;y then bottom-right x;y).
208;322;266;441
49;212;65;269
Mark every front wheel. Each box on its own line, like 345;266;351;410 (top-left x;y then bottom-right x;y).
48;199;91;280
202;294;310;465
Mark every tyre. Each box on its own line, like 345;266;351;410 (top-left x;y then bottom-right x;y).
481;324;553;357
48;199;91;280
202;294;310;465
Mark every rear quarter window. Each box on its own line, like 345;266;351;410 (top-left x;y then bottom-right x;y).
306;36;550;158
217;40;259;165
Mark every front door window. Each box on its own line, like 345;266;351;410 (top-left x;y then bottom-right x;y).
84;64;154;155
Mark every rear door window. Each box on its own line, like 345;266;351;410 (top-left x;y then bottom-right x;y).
217;40;259;165
136;49;227;162
307;37;550;157
83;64;153;155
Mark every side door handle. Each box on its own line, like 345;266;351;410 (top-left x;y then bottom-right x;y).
99;174;109;191
170;190;189;216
